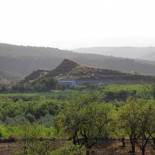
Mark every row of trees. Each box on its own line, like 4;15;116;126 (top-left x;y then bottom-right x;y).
55;97;155;155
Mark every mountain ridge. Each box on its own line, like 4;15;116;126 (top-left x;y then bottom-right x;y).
74;47;155;60
1;43;155;80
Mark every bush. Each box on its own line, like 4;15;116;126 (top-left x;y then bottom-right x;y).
50;142;84;155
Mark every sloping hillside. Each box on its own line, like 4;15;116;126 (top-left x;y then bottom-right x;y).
16;59;155;91
56;60;154;83
21;59;78;83
48;59;79;77
1;43;155;79
22;70;50;83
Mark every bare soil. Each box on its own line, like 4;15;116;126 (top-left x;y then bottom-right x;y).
87;141;155;155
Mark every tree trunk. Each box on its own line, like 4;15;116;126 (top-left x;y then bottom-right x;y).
73;134;77;145
141;147;145;155
86;150;89;155
130;136;136;154
121;137;126;147
140;135;150;155
131;143;135;154
73;131;79;145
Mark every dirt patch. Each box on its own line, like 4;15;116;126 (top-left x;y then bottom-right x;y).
87;141;155;155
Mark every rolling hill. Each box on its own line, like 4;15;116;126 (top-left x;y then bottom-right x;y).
16;59;155;91
1;43;155;81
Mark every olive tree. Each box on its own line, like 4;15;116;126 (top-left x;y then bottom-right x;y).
119;98;155;155
54;101;115;148
136;101;155;155
79;103;114;146
54;102;82;145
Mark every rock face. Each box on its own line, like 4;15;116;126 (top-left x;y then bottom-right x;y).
48;59;79;77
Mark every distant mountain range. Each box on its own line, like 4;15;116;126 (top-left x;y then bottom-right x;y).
16;59;155;91
74;47;155;60
144;52;155;61
0;43;155;83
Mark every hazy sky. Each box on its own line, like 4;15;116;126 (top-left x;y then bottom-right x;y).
0;0;155;49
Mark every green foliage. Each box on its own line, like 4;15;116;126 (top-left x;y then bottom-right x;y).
14;76;58;92
118;97;155;154
1;83;155;155
0;95;63;125
54;99;116;146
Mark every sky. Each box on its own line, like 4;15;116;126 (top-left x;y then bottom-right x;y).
0;0;155;49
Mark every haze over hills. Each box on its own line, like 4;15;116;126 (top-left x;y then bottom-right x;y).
144;52;155;61
74;47;155;60
1;43;155;82
0;70;18;84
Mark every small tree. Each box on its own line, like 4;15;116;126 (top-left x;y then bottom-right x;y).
55;101;115;148
79;103;114;146
119;98;155;155
119;97;141;154
136;101;155;155
54;102;82;145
